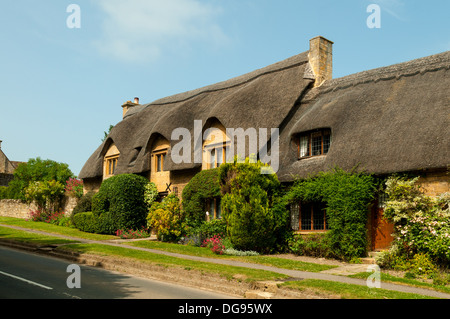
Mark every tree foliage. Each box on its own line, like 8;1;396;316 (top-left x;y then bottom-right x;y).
7;157;74;200
218;158;290;253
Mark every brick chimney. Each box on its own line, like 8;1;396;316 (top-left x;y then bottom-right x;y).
308;36;333;87
121;97;140;118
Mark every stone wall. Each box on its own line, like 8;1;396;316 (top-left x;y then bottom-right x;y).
0;196;78;220
417;169;449;197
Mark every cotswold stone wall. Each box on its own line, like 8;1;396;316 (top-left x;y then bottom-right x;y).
0;196;78;220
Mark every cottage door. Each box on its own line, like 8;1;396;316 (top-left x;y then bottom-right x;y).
371;205;394;251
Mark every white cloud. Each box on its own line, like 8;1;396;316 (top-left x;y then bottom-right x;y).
94;0;228;63
371;0;407;21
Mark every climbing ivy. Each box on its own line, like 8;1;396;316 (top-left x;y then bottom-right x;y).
181;168;221;226
285;167;377;260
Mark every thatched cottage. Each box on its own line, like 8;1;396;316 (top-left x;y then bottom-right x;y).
79;37;449;250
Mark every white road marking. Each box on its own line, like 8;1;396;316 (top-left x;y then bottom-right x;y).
0;270;53;290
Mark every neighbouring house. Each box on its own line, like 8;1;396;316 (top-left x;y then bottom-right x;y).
79;36;450;251
0;140;22;187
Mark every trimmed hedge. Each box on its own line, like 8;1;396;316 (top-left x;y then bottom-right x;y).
73;174;149;234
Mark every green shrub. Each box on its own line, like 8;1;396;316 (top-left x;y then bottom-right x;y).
218;158;290;253
144;182;159;208
182;168;221;226
72;191;95;216
24;180;65;214
288;233;333;258
184;219;227;246
73;174;149;234
147;193;186;242
72;212;98;233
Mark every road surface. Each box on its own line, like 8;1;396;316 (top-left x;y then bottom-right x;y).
0;245;236;299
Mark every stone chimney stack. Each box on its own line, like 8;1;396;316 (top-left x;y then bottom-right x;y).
309;36;333;87
121;97;140;119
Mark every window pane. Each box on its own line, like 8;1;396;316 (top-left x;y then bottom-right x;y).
108;160;112;175
112;159;116;174
323;132;331;154
157;155;162;172
210;149;215;168
290;203;300;231
162;153;166;171
216;198;221;219
301;203;312;230
210;200;215;218
313;204;325;230
299;135;309;157
312;133;322;156
216;147;223;167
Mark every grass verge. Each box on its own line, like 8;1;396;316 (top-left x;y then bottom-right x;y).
0;226;79;245
0;216;116;241
125;240;337;273
349;271;450;295
280;279;436;299
58;243;289;283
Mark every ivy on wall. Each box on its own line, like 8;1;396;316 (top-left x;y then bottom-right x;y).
181;168;221;226
285;167;377;260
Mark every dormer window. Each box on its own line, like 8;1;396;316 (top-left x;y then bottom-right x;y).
103;143;120;179
298;129;331;159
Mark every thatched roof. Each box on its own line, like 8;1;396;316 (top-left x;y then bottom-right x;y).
79;49;450;182
79;51;313;178
277;51;450;182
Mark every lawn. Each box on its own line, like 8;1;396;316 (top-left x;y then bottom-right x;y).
58;243;290;283
280;279;436;299
0;216;117;241
125;240;337;272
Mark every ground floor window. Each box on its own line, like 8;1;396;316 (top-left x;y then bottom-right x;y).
290;202;329;231
205;197;221;220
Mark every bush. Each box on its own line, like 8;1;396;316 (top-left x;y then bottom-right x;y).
24;180;65;214
71;191;95;216
72;212;98;233
288;233;333;258
384;176;450;266
201;234;225;255
219;158;290;253
182;168;221;226
93;174;149;231
72;174;150;234
147;193;186;242
116;227;151;239
144;182;159;208
185;218;227;245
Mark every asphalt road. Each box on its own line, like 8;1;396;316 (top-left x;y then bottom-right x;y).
0;246;236;299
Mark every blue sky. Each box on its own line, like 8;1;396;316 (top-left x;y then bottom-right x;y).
0;0;448;176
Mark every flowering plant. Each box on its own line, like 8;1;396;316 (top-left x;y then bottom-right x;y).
202;234;225;255
116;227;151;239
384;176;450;264
65;178;84;198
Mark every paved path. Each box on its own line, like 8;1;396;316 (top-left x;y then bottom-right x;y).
1;224;450;299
